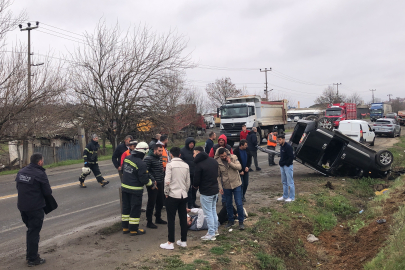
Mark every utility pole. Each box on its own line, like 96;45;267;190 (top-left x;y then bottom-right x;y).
260;68;272;100
19;22;40;166
19;22;39;102
333;83;342;96
370;89;376;103
387;94;392;102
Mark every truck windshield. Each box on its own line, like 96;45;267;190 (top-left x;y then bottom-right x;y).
326;109;342;116
371;109;382;114
221;106;248;119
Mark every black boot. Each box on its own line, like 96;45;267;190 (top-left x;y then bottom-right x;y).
155;218;167;225
147;222;158;229
27;257;46;267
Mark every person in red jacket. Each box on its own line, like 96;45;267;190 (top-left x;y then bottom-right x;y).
120;141;138;168
209;134;233;158
240;125;249;141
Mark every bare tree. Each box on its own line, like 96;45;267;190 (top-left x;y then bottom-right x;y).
0;0;26;45
70;21;193;149
183;88;208;115
314;86;346;107
205;77;243;110
391;98;405;113
346;93;364;106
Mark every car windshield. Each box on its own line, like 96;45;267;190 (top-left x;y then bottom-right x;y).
221;106;248;119
386;114;396;118
326;109;342;116
376;120;391;124
371;109;382;113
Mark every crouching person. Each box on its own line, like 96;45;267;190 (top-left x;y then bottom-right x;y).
160;147;190;250
121;142;152;236
187;208;220;231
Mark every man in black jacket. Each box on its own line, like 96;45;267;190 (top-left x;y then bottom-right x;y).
233;139;252;202
180;137;199;208
79;134;109;188
144;144;167;228
276;134;295;202
112;135;133;182
246;127;261;171
193;146;219;240
121;142;153;236
16;153;52;266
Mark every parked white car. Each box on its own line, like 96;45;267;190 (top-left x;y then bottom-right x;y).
338;120;375;146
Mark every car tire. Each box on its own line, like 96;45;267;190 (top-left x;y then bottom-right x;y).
398;129;401;137
390;132;395;138
370;137;375;146
317;117;333;130
375;150;393;167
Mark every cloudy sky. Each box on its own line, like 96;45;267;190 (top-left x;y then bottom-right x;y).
8;0;405;107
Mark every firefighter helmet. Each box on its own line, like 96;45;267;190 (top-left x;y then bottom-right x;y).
82;167;91;174
134;142;149;154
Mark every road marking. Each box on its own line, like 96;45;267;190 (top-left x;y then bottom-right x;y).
0;199;120;234
0;173;119;201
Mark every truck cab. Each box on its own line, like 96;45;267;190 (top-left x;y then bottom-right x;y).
220;95;287;144
324;103;356;128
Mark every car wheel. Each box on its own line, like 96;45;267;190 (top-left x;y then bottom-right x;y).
376;150;394;167
317;117;333;130
398;129;401;137
390;132;395;138
370;137;375;146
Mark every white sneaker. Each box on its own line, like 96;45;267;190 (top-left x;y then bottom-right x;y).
285;198;295;202
160;242;174;250
215;230;219;236
277;196;285;201
201;234;216;241
176;240;187;247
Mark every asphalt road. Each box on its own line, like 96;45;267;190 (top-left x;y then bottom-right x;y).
0;129;398;259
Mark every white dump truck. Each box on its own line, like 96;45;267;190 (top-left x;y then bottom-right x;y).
219;95;287;144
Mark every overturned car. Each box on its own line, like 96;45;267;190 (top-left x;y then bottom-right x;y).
259;120;393;178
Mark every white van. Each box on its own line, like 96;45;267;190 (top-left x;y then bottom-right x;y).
338;120;375;146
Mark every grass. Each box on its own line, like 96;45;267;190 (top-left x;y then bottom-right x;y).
365;186;405;270
255;253;286;270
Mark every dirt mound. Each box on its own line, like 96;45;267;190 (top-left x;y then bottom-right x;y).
317;190;405;270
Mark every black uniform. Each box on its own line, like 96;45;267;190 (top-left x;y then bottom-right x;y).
180;137;197;208
121;151;152;234
112;142;128;181
15;163;52;262
79;139;105;183
144;152;165;223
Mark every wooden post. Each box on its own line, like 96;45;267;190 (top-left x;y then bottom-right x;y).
53;143;57;164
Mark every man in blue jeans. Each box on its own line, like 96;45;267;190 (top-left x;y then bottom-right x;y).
215;148;245;230
276;134;295;202
193;146;219;241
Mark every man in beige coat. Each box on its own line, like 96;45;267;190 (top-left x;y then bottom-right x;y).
215;147;245;230
160;147;190;250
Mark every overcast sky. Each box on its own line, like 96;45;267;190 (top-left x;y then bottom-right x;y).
8;0;405;108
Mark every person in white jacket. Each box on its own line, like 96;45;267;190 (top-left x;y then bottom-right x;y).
187;208;220;231
160;147;190;250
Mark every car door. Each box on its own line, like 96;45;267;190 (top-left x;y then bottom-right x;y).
367;124;375;141
361;123;371;142
295;128;333;167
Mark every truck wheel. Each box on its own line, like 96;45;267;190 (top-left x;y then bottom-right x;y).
318;117;333;130
256;129;263;145
376;150;393;167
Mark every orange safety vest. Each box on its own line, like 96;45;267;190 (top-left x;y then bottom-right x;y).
161;147;168;169
267;134;277;147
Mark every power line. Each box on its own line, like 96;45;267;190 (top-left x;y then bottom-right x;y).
37;29;88;45
40;26;87;42
39;22;87;38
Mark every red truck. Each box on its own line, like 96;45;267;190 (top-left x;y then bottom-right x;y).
318;103;357;129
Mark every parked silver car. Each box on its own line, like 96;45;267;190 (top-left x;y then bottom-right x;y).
373;118;401;138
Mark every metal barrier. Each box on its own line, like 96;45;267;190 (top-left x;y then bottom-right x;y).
34;143;81;165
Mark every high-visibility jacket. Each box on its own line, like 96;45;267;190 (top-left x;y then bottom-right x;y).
267;134;277;147
161;147;168;169
122;152;153;194
120;150;130;168
83;140;99;164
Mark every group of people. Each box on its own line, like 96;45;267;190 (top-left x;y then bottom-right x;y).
14;126;296;266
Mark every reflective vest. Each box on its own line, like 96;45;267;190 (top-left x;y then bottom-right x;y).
267;134;277;147
161;147;168;169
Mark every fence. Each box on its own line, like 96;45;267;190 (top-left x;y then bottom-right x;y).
34;143;81;165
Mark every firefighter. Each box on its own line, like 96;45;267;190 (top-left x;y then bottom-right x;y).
121;142;153;236
267;128;278;166
79;134;109;188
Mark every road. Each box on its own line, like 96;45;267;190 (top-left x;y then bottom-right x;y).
0;129;399;262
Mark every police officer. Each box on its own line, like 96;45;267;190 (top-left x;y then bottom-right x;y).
16;153;52;267
121;142;153;236
79;134;109;188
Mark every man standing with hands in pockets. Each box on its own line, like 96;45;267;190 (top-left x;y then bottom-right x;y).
160;147;190;250
276;134;295;202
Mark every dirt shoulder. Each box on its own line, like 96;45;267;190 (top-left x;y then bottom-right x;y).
2;132;403;270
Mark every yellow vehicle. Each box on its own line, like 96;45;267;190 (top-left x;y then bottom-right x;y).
137;120;154;132
215;116;221;127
